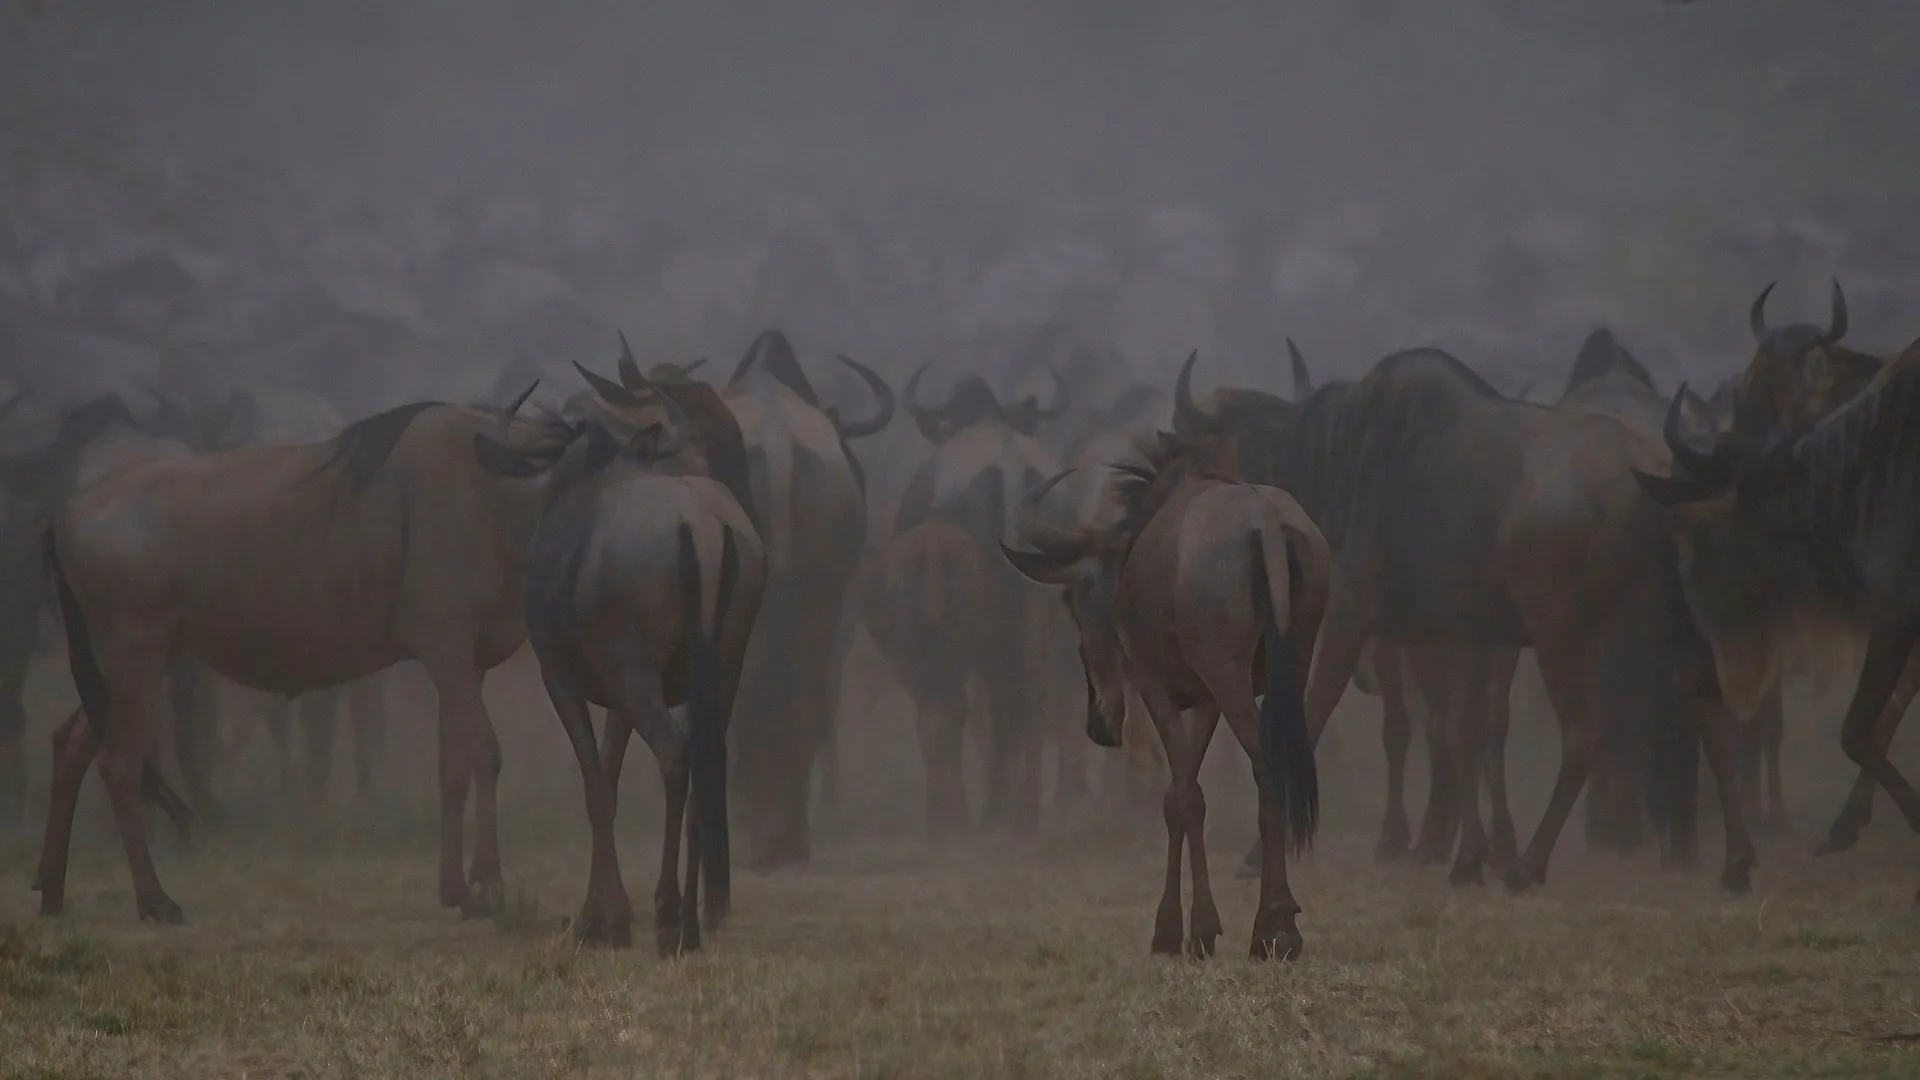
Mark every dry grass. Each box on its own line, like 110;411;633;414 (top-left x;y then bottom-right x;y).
2;815;1917;1080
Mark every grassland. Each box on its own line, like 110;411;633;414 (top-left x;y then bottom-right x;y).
3;651;1918;1078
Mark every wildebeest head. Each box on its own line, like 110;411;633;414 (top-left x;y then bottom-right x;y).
129;386;259;454
998;468;1127;747
1732;280;1878;453
998;363;1070;437
727;329;895;441
471;376;691;500
904;365;1008;444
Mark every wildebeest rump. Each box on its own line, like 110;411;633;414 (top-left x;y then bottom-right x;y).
1003;435;1328;959
1175;347;1750;892
37;389;570;923
474;379;765;954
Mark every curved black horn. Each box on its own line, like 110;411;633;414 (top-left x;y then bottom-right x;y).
904;362;946;442
616;331;646;389
1822;278;1848;345
829;353;895;439
1287;338;1312;399
1173;350;1211;432
1749;281;1776;343
499;380;540;431
999;540;1080;585
1013;466;1080;547
1663;384;1734;488
573;361;648;409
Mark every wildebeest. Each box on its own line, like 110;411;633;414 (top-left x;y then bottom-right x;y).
1002;435;1327;959
897;365;1070;832
853;516;994;840
719;330;894;869
1634;338;1920;901
1178;346;1524;877
1174;347;1750;892
472;376;765;953
36;385;569;922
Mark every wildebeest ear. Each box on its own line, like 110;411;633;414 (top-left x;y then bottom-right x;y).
999;541;1081;585
471;433;545;479
1631;467;1716;508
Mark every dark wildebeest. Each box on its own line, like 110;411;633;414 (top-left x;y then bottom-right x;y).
1635;339;1920;902
37;386;569;922
1002;435;1327;959
719;330;894;869
1699;282;1920;857
1177;347;1524;875
897;366;1068;832
1176;347;1748;892
473;373;764;953
853;516;994;840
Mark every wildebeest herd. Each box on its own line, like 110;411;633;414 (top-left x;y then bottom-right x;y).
1;280;1916;963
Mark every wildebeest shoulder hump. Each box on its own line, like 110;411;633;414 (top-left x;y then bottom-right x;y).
316;400;445;492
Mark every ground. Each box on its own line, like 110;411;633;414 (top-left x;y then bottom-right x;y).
3;650;1918;1078
2;816;1917;1079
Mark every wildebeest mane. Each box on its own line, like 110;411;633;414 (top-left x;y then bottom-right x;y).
314;401;442;493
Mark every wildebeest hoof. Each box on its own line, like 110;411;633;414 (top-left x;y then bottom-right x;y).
1188;932;1218;959
139;893;186;925
572;912;632;950
1250;933;1303;962
1151;913;1184;956
1815;829;1860;857
655;925;686;957
1719;861;1755;895
1375;829;1411;865
37;892;63;916
1502;865;1537;895
460;881;505;920
1449;861;1484;888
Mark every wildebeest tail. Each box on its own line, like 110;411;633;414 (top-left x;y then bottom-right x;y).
1250;529;1319;853
46;533;196;835
679;520;739;920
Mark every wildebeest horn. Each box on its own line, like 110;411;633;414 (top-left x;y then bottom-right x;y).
1287;339;1312;399
573;361;648;409
616;331;646;389
1821;278;1848;345
904;362;945;442
682;358;707;376
829;353;895;439
1012;467;1083;550
1173;349;1211;431
500;379;540;428
1663;384;1735;489
1749;281;1776;343
999;540;1081;585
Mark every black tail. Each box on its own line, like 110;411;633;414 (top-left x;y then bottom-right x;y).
1250;530;1319;854
679;521;740;923
47;532;194;835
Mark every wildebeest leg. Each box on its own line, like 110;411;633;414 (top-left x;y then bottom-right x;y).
1694;698;1758;893
1834;630;1920;893
1737;688;1784;834
0;672;28;823
346;676;385;801
917;681;970;843
1818;648;1919;855
543;676;632;949
1410;649;1490;886
1409;672;1461;867
298;688;338;809
1482;648;1522;870
94;646;183;923
1204;666;1305;961
1373;644;1414;863
1140;684;1192;956
1179;706;1224;958
261;694;297;796
418;648;504;916
34;708;97;914
1504;640;1607;894
1304;593;1369;744
167;660;222;825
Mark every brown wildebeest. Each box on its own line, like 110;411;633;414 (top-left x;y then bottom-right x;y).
854;516;993;841
898;366;1070;833
1178;346;1526;878
720;330;894;870
37;386;569;922
1635;339;1920;902
1002;435;1327;959
1176;347;1748;892
473;380;764;953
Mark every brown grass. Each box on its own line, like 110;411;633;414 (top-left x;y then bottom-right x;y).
4;646;1918;1078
